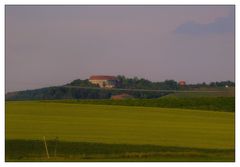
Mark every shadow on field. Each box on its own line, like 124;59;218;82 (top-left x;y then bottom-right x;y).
5;139;235;162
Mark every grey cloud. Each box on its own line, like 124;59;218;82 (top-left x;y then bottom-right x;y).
175;11;234;35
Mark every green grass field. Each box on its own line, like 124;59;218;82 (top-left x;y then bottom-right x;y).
5;100;235;161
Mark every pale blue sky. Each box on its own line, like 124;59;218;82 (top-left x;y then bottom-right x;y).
6;5;235;92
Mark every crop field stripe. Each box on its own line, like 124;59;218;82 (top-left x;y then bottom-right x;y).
38;97;235;112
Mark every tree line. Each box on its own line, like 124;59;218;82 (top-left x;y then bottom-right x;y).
65;75;235;90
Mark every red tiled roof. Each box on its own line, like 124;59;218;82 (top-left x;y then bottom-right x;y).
111;93;133;100
178;80;186;85
89;75;117;80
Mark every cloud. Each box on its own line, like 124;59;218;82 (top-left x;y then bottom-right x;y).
175;12;234;35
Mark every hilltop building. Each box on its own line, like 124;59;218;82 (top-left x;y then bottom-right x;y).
89;75;117;88
178;80;186;86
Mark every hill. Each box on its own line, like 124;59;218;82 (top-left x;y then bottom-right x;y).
6;76;235;100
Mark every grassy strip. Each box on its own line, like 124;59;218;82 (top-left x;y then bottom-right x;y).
5;140;234;162
42;97;235;112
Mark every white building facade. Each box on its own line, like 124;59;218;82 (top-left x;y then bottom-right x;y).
89;75;117;88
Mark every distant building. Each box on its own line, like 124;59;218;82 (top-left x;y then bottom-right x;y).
111;93;133;100
89;75;117;88
178;80;186;86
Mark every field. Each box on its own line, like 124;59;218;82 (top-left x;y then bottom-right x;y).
166;87;235;98
5;98;235;162
44;97;235;112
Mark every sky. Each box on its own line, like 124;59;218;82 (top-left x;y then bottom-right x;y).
6;5;235;92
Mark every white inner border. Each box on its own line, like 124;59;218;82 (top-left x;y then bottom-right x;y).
1;0;239;167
